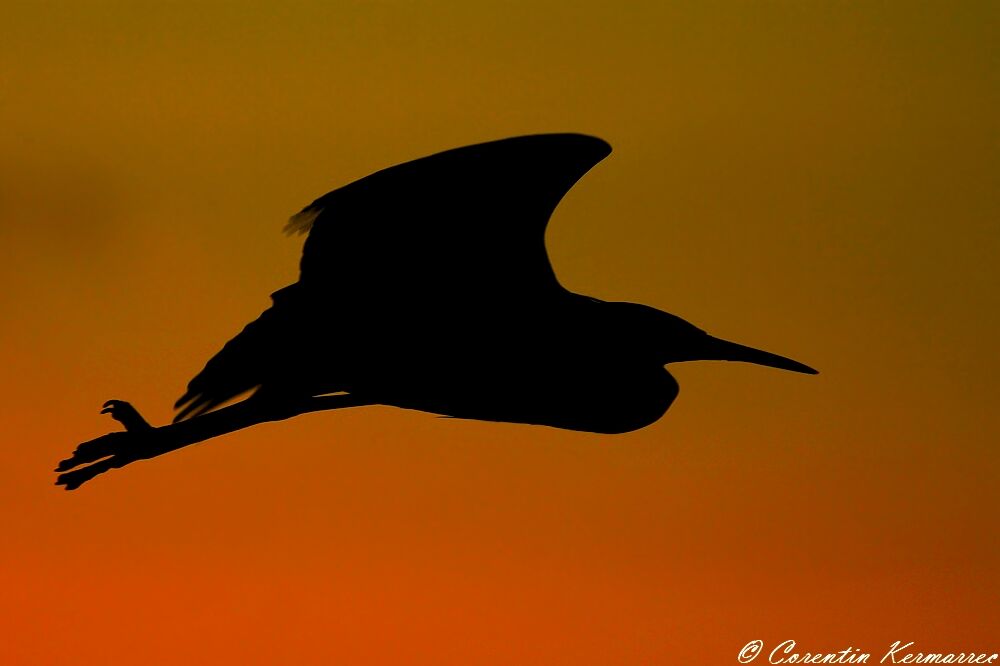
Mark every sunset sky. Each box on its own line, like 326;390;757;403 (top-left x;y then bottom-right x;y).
1;2;997;664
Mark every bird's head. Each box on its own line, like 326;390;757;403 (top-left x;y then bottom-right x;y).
610;302;818;374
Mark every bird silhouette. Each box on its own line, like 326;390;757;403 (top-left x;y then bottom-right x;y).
55;133;816;490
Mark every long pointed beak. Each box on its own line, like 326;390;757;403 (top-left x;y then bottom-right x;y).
702;336;818;375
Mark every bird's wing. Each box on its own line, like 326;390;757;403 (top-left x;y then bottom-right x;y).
287;133;611;309
173;135;610;421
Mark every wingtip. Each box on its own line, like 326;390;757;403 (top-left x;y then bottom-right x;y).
492;132;611;162
584;134;612;156
548;132;612;159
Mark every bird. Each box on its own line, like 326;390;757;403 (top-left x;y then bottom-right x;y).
55;133;816;490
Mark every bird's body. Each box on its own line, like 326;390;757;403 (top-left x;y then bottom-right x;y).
356;298;683;435
57;133;816;489
187;283;680;433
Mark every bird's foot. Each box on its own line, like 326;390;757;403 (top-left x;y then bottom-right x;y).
55;400;158;490
100;399;152;432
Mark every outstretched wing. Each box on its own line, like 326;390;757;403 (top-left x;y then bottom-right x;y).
174;134;610;421
288;133;611;308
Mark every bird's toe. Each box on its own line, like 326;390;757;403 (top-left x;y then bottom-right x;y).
55;431;128;472
100;399;152;432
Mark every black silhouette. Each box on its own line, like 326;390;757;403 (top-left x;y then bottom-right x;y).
55;133;816;490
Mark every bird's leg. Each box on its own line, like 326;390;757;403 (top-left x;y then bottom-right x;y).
54;393;370;490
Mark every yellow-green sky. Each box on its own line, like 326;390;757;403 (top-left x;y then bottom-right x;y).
1;2;997;664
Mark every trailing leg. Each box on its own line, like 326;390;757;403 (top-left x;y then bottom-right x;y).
55;393;369;490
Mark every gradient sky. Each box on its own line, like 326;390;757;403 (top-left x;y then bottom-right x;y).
1;2;997;664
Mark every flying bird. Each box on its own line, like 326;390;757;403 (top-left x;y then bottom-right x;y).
56;133;816;489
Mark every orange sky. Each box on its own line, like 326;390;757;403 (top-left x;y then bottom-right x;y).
1;2;997;664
